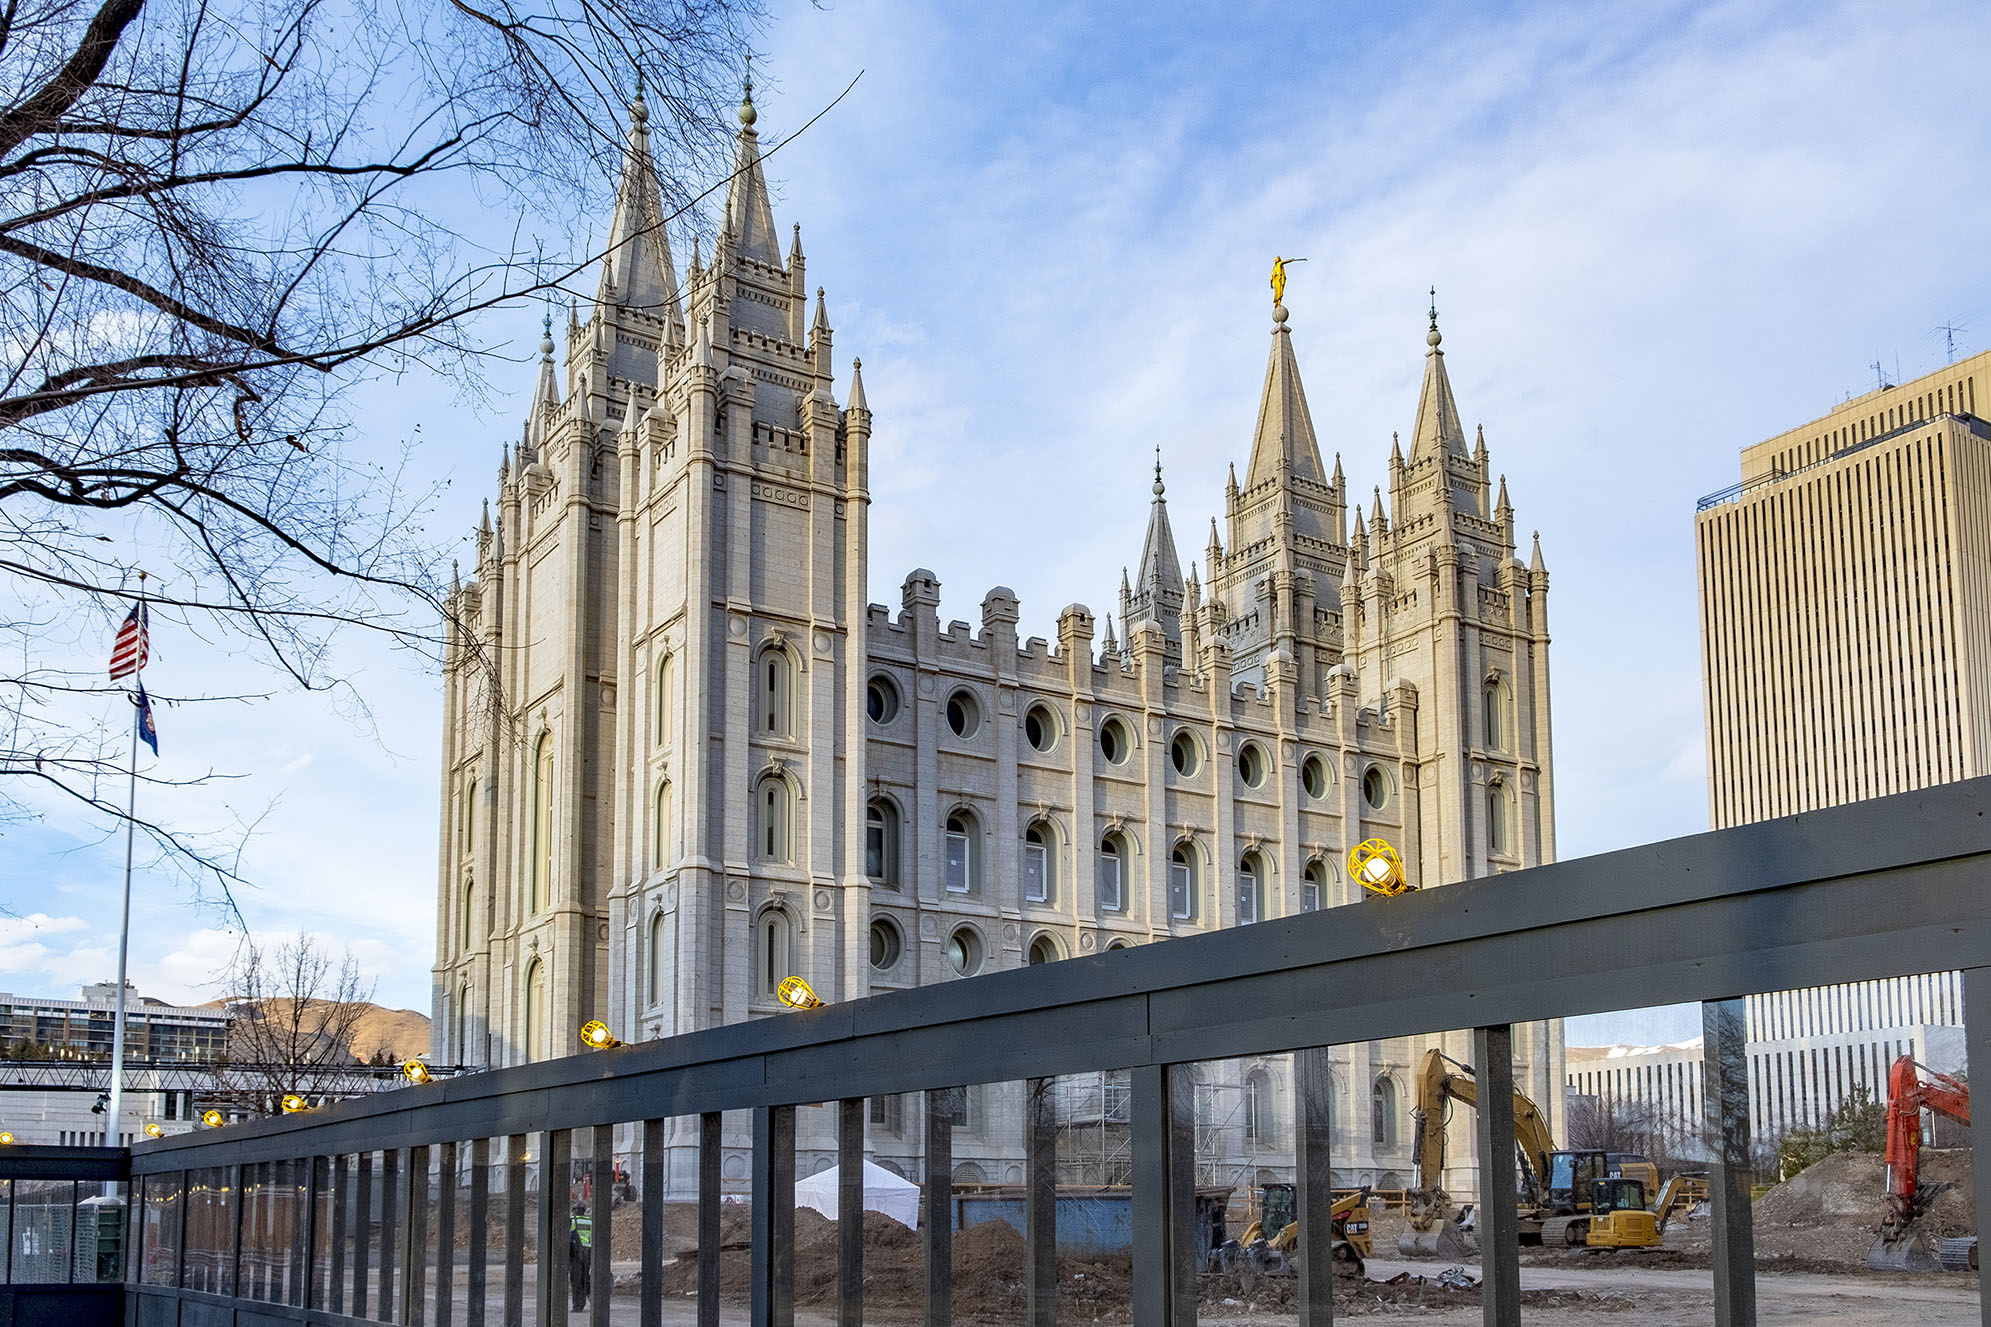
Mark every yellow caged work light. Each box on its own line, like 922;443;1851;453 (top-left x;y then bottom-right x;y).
201;1109;225;1129
280;1093;309;1114
580;1020;621;1050
0;1131;14;1144
144;1123;165;1139
401;1058;432;1083
1348;838;1415;898
776;976;822;1010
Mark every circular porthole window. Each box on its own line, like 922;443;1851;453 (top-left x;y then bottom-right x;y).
946;926;984;977
1238;742;1268;788
946;689;981;738
1024;704;1058;753
1301;754;1329;800
869;917;903;971
1362;766;1391;810
1099;716;1130;764
867;675;899;724
1170;730;1201;776
1027;933;1061;965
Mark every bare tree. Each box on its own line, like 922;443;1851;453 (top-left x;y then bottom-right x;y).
0;0;763;901
208;929;379;1113
1564;1092;1662;1155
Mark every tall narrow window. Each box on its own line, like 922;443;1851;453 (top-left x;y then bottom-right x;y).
461;880;477;950
1488;783;1510;855
1244;1068;1274;1142
759;649;793;736
1372;1077;1398;1148
1301;861;1326;913
1484;677;1506;750
866;799;901;886
531;733;553;911
655;654;675;746
654;781;672;869
1098;833;1127;912
758;910;794;999
523;959;546;1063
455;983;470;1063
463;777;477;852
759;777;793;862
1236;852;1263;925
1023;823;1054;904
647;911;667;1007
1170;845;1197;921
945;812;976;894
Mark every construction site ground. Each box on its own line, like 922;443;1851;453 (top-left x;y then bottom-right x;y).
429;1149;1979;1323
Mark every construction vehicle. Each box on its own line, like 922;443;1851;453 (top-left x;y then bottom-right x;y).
1868;1053;1974;1272
1223;1182;1372;1282
1400;1048;1667;1254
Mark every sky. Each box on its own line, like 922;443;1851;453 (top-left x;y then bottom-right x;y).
4;0;1989;1049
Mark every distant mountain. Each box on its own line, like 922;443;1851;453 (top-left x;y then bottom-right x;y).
201;999;430;1062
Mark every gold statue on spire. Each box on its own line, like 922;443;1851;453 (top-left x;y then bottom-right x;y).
1270;256;1306;306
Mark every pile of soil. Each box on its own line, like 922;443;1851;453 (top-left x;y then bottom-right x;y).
1744;1148;1974;1271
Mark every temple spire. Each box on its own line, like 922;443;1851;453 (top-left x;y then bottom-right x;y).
723;66;782;266
1243;303;1329;488
526;308;560;450
1124;453;1186;658
1408;291;1469;463
596;85;682;326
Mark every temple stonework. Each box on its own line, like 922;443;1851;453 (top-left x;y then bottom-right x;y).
434;85;1563;1195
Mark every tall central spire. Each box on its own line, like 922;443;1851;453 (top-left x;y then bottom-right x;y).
1243;304;1329;489
723;67;782;266
597;81;683;325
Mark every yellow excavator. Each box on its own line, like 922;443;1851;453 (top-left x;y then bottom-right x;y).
1227;1182;1373;1281
1399;1048;1672;1253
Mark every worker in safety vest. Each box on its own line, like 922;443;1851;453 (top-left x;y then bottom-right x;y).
568;1202;593;1310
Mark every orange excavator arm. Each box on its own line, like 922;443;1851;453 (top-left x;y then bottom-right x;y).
1880;1054;1969;1240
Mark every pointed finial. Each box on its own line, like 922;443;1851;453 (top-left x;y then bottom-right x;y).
1227;461;1238;493
739;53;757;127
629;68;648;127
539;305;554;359
1153;445;1164;496
1427;287;1442;348
813;286;829;330
1497;473;1511;510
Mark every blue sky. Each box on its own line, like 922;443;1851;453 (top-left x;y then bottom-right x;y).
4;0;1988;1049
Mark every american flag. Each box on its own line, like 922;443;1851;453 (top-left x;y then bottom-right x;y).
109;602;148;679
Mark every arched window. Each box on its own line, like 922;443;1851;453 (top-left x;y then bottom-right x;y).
757;910;794;999
463;776;477;852
1488;781;1511;855
1097;832;1129;913
945;810;980;894
530;733;554;911
1023;821;1056;904
1372;1077;1399;1148
758;648;794;737
866;799;901;886
757;776;794;862
1027;933;1061;965
1244;1068;1275;1142
1236;851;1265;925
455;982;471;1063
654;780;672;869
647;911;667;1007
1169;844;1198;921
1484;676;1506;750
655;654;675;746
1302;861;1328;913
522;959;547;1063
461;879;477;950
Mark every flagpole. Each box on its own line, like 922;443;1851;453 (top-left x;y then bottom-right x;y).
106;570;143;1148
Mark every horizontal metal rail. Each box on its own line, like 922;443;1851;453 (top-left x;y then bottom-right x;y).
132;775;1991;1171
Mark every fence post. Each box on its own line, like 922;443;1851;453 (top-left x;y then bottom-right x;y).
838;1098;863;1327
537;1129;570;1327
329;1156;349;1315
1964;968;1991;1327
1024;1078;1056;1327
378;1147;401;1320
590;1124;613;1327
352;1153;373;1313
301;1157;322;1311
1703;997;1756;1327
640;1118;665;1327
697;1112;721;1327
924;1087;958;1327
1293;1046;1336;1327
467;1138;490;1327
402;1144;430;1327
434;1142;456;1327
750;1105;795;1327
1472;1025;1520;1327
503;1134;526;1327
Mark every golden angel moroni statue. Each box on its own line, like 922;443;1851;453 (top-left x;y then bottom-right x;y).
1270;255;1305;305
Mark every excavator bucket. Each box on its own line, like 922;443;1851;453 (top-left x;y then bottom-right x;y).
1868;1231;1940;1273
1398;1219;1476;1259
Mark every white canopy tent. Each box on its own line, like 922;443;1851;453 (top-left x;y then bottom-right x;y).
794;1159;920;1228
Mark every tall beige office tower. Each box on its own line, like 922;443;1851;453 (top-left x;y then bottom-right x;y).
1694;349;1990;1132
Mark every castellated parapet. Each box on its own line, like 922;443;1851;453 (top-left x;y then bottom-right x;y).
431;89;1561;1196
